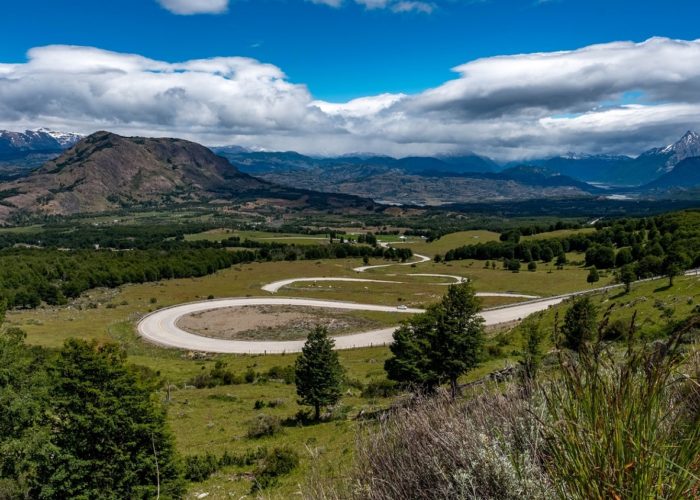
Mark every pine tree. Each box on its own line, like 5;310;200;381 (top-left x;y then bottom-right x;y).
34;339;184;499
519;321;544;389
295;327;344;420
561;296;598;352
385;313;439;391
386;283;484;396
432;283;484;396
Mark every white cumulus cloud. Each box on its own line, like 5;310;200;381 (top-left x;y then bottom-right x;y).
308;0;434;13
157;0;229;15
1;38;700;159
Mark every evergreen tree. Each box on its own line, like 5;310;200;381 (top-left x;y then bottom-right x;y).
0;327;50;498
386;283;484;396
561;296;598;352
519;321;544;388
385;312;439;392
619;264;636;293
432;284;484;395
295;327;344;420
34;340;184;499
556;251;567;266
587;266;600;284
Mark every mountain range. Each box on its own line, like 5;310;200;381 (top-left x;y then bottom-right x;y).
0;128;699;218
0;128;83;181
0;128;82;156
0;132;374;222
211;131;700;204
530;131;700;186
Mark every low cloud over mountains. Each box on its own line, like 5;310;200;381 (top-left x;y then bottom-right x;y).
1;38;699;159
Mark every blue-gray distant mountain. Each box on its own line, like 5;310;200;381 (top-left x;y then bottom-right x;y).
0;128;83;180
396;154;497;174
533;131;700;186
215;148;599;205
0;128;82;159
531;154;634;184
212;149;497;176
644;157;700;190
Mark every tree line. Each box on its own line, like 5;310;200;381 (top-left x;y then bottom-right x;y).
0;241;412;310
441;210;700;281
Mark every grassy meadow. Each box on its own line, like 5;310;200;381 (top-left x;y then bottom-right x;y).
3;222;698;498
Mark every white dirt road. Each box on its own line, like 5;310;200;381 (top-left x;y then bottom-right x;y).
137;293;565;354
136;238;699;354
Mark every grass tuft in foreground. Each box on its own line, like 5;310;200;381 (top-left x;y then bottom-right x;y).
308;313;700;499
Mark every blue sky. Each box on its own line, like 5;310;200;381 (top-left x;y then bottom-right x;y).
3;0;699;101
1;0;699;158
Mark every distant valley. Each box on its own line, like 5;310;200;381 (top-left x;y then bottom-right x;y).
215;131;700;205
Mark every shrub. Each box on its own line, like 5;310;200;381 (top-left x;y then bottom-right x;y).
527;261;537;272
187;360;243;388
244;367;257;383
506;259;521;272
184;448;267;482
344;391;551;500
485;344;504;359
265;365;295;384
246;414;282;439
587;266;600;283
252;447;299;491
361;379;399;399
184;453;219;482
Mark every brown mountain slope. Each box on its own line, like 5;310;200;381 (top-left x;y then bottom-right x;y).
0;132;373;220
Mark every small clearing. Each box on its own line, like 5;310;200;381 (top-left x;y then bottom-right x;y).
177;305;387;341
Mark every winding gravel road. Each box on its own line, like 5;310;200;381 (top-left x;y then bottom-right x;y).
137;293;565;354
136;240;699;354
262;275;539;299
352;250;432;272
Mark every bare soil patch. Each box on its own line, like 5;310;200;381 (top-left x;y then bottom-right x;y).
177;305;388;341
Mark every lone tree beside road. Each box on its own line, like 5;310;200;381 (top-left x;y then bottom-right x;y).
663;250;688;287
619;264;636;293
295;326;344;421
386;283;484;396
587;266;600;284
561;296;598;352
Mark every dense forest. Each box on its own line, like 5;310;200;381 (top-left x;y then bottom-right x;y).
442;210;700;280
0;240;411;309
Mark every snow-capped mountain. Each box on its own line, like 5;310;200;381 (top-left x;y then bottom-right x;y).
559;152;632;162
0;128;82;157
658;131;700;171
35;128;83;148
